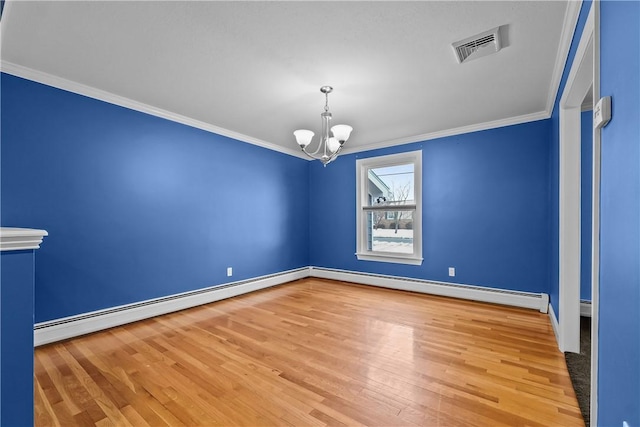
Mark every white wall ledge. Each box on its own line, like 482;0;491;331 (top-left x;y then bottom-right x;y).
0;227;48;251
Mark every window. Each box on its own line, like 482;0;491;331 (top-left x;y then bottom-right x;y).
356;150;422;265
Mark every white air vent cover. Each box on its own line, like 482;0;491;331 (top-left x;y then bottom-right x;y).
452;27;502;64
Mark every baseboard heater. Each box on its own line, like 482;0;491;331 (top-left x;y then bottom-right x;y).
309;267;549;314
34;267;309;347
35;266;548;347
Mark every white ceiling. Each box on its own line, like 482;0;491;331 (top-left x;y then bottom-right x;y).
1;1;574;158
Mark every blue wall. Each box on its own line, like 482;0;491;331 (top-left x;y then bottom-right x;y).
581;110;592;302
310;120;551;294
1;74;310;322
598;1;640;425
548;0;593;320
2;4;638;423
0;250;35;427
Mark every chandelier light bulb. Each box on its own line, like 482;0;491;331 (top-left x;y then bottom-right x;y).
293;129;314;148
327;137;340;153
331;124;353;143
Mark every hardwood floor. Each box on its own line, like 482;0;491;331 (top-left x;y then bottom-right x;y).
34;278;584;426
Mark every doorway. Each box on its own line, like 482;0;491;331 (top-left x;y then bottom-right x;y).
558;2;599;425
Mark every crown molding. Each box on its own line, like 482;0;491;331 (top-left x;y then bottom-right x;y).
0;61;308;161
3;1;580;166
342;1;583;158
545;0;583;115
340;110;549;156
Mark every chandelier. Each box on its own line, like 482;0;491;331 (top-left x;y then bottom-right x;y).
293;86;353;166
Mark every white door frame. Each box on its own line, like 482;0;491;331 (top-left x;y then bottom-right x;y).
558;2;599;424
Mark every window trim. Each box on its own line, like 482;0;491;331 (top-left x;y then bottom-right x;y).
355;150;423;265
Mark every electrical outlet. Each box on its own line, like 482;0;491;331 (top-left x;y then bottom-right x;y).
227;267;233;277
448;267;455;277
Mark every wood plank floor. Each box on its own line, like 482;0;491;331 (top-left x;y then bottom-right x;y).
34;278;584;426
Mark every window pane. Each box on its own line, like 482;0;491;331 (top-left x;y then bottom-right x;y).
357;150;422;265
367;163;414;208
367;210;414;254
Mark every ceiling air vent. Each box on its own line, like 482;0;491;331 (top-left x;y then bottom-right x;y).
452;27;502;64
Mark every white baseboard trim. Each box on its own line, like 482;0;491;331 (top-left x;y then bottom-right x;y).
580;300;592;317
35;266;552;346
309;267;549;313
549;302;561;348
547;300;590;352
34;267;309;346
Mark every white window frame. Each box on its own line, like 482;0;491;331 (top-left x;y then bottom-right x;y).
356;150;423;265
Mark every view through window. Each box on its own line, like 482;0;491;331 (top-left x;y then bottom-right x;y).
356;150;422;265
367;164;415;254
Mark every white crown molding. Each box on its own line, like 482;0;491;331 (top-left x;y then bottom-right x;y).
0;227;48;251
1;3;581;162
2;36;577;162
340;0;581;159
340;110;549;156
545;0;583;115
0;61;308;161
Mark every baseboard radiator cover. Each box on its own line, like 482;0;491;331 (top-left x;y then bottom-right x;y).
34;267;309;347
35;266;550;346
309;267;549;313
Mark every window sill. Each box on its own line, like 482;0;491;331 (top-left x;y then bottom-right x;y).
355;252;423;266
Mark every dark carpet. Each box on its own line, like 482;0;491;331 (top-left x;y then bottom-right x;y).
565;316;591;427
